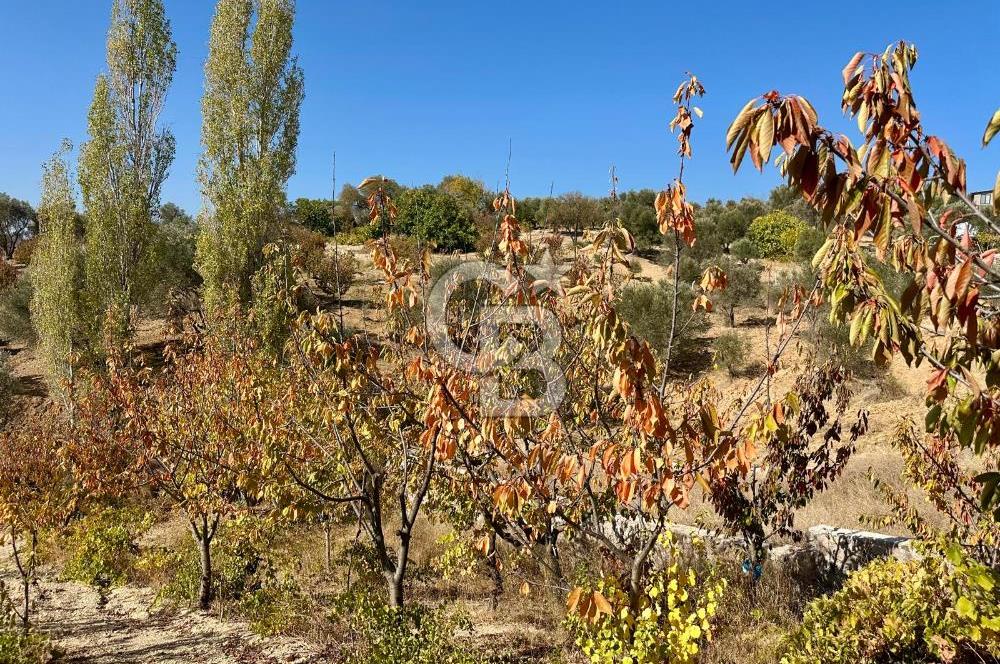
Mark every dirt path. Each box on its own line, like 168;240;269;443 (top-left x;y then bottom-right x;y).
1;559;323;663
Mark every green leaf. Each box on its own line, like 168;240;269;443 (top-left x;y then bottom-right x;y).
956;596;976;619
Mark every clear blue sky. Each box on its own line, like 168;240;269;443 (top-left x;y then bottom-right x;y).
1;1;998;215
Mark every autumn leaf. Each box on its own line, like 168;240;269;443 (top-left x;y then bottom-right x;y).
983;108;1000;146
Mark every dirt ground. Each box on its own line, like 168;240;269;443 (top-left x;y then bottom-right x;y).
0;554;321;663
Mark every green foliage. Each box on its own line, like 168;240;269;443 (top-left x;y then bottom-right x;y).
567;534;726;664
793;226;826;265
331;590;476;664
619;190;659;250
146;206;199;311
197;0;304;311
546;192;604;234
747;211;808;259
139;516;308;636
333;225;374;245
79;0;177;339
617;279;709;364
780;552;1000;663
695;197;769;252
729;237;755;260
714;331;749;377
290;198;335;235
0;629;49;664
30;144;83;404
0;275;35;345
0;352;13;425
61;506;153;590
713;257;763;326
396;186;476;252
0;193;36;261
249;244;298;354
335;184;367;229
438;174;489;213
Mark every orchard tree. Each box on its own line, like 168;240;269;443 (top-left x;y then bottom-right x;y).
0;194;37;260
0;418;74;631
73;333;277;610
197;0;304;312
30;143;83;406
78;0;177;341
727;41;1000;566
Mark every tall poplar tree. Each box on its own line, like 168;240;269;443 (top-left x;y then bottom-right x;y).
78;0;176;340
31;142;82;406
197;0;304;312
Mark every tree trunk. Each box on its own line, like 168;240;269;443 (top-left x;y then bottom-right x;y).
9;528;34;633
728;304;736;327
190;517;216;611
486;530;502;610
324;521;333;574
198;534;213;610
388;526;411;609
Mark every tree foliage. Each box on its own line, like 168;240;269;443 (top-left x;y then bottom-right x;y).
396;185;477;252
30;144;83;405
746;211;807;259
78;0;177;340
197;0;304;312
0;195;37;261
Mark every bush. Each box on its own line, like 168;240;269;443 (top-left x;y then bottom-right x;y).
747;211;808;259
0;261;16;294
333;225;374;245
713;257;763;326
0;276;35;344
396;186;477;252
11;237;36;265
287;225;359;297
714;331;750;377
331;591;476;664
567;533;726;664
290;198;335;235
0;352;12;424
793;226;826;264
780;553;1000;663
729;237;756;260
617;279;709;366
146;215;199;312
138;516;309;636
0;630;49;664
61;506;153;590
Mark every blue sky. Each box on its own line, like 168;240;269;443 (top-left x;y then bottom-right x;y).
1;1;998;215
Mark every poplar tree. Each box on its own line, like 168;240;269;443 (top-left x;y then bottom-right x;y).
78;0;176;340
30;142;82;406
197;0;304;312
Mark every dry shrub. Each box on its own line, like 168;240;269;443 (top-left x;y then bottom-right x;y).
697;557;818;664
11;237;35;265
0;261;16;294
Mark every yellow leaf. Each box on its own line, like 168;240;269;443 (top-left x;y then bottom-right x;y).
983;108;1000;146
